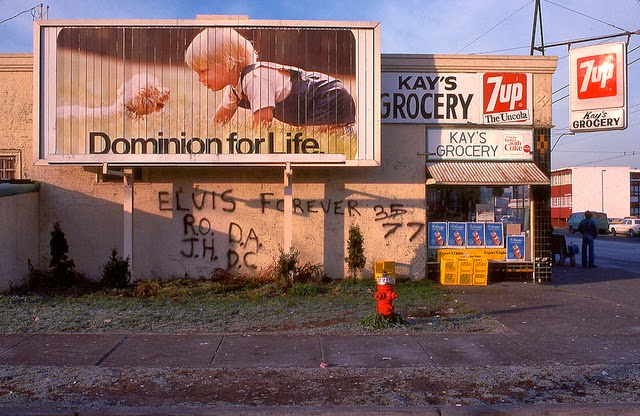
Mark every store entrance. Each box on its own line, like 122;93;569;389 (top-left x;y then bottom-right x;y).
426;185;530;232
426;184;537;283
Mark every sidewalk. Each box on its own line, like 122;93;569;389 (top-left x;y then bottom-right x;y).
1;265;639;415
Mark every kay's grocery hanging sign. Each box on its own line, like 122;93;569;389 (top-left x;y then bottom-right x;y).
381;72;532;125
569;41;627;133
34;20;380;166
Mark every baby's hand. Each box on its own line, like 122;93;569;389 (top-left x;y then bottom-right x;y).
213;105;235;124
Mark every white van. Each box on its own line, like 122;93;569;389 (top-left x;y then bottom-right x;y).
567;211;609;234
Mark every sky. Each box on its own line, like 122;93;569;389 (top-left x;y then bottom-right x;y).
1;0;639;170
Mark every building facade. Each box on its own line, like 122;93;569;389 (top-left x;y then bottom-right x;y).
551;166;637;228
0;19;558;288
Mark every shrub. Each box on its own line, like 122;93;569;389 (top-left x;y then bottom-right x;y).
345;224;366;279
48;222;77;286
271;248;327;289
275;247;300;288
101;248;131;289
23;222;86;292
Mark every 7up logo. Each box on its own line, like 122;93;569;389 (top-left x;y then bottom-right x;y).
483;73;528;114
577;53;617;99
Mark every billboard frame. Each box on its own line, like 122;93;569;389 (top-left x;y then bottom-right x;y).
33;18;381;167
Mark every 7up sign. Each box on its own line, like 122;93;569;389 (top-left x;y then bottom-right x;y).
570;42;627;132
482;73;532;125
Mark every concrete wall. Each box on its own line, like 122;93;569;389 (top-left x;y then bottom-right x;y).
29;127;426;281
0;188;39;291
0;52;556;282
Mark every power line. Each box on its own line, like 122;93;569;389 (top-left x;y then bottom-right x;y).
554;149;640;154
472;46;531;55
552;121;640;150
569;152;639;167
457;0;533;54
0;5;40;25
552;94;569;104
543;0;629;32
552;84;568;95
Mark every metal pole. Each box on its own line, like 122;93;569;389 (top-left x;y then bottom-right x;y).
534;29;640;53
550;132;575;153
530;0;545;55
283;163;293;253
123;169;134;278
601;169;606;213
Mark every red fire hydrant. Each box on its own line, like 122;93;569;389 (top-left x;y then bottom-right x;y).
374;271;398;318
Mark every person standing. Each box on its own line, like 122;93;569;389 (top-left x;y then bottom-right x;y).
577;210;598;268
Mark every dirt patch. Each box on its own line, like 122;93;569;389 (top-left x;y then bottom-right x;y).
3;365;640;411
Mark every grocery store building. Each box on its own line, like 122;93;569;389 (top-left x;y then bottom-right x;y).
0;18;557;290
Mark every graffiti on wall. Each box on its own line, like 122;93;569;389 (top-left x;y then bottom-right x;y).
158;189;425;270
374;204;425;241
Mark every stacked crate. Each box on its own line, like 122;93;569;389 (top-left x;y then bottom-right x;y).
458;257;474;286
438;256;489;286
473;258;488;286
439;257;459;285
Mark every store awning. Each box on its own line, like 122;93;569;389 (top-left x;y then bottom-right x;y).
426;162;550;186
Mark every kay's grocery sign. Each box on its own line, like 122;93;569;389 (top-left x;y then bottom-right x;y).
381;72;532;125
427;128;533;161
569;41;627;133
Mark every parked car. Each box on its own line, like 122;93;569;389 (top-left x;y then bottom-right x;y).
567;211;609;234
608;217;624;233
610;218;640;237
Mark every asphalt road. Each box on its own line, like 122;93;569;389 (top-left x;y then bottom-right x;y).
561;230;640;273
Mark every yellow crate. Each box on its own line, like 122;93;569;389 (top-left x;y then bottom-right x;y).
374;260;396;283
459;271;473;286
458;257;474;272
473;272;488;286
457;257;474;285
473;258;488;271
473;258;489;286
439;257;459;285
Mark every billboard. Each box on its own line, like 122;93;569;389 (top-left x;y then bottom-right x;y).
381;72;532;125
569;41;627;132
35;20;380;166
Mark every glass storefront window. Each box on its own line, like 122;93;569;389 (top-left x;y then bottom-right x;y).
427;185;530;231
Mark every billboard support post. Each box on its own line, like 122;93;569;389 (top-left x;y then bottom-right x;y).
284;163;293;253
123;169;134;279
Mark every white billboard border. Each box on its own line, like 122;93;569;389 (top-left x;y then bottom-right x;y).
33;19;381;167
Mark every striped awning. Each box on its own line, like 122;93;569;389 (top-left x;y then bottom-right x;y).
426;162;549;186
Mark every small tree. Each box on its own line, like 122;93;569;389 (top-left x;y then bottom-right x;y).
48;222;76;286
345;224;366;279
101;248;131;289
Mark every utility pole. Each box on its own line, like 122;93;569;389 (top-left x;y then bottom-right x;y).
530;0;545;55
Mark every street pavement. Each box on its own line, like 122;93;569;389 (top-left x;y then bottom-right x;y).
1;264;639;415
